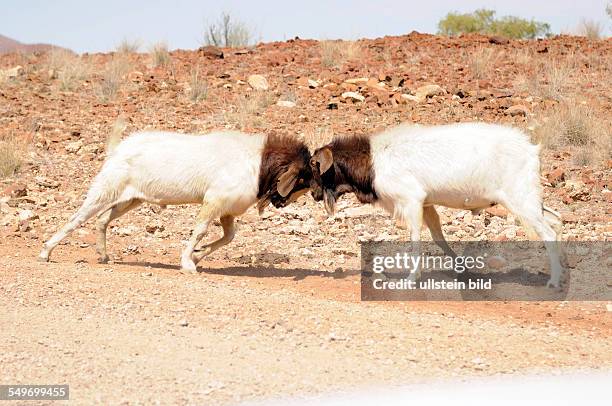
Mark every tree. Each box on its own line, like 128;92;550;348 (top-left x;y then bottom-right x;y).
438;9;551;39
203;12;251;48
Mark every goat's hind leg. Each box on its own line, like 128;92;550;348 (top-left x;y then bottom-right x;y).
96;199;142;263
423;206;457;258
39;197;114;262
499;196;563;288
191;215;236;265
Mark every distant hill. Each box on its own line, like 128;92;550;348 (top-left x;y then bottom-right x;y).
0;34;71;54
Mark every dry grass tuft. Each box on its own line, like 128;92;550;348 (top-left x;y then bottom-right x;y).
116;38;141;53
150;42;171;67
187;69;208;103
320;40;361;67
577;19;604;40
225;91;275;129
47;48;90;91
468;47;500;79
534;102;611;166
96;55;132;101
514;60;573;100
0;137;24;178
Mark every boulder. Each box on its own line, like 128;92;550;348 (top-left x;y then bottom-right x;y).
341;91;365;102
247;74;269;90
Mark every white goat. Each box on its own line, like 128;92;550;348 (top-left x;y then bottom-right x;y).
309;122;564;287
39;127;312;272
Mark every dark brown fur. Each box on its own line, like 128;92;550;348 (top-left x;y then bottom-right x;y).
313;135;377;205
257;135;312;207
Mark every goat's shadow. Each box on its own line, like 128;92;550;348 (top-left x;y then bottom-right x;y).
116;255;358;282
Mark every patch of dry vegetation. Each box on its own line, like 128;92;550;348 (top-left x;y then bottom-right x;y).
0;136;24;178
535;102;611;166
320;40;361;67
186;69;208;103
116;38;141;53
150;42;171;67
513;58;573;100
577;19;604;39
47;48;91;91
96;55;132;102
224;91;275;129
467;47;500;79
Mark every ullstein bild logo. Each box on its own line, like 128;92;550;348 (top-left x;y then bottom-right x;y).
360;241;611;301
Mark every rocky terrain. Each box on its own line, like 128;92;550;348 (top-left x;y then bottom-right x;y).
0;33;610;404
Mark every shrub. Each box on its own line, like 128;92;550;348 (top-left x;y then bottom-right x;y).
47;48;90;91
438;9;551;39
0;138;23;178
116;38;141;53
535;102;611;166
203;12;251;47
96;55;132;101
187;69;208;103
150;42;171;67
577;19;604;39
320;40;361;67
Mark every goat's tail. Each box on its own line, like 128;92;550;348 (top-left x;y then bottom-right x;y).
106;115;128;158
542;204;562;236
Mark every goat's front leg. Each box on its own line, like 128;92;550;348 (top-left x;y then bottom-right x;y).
191;215;236;265
395;201;424;282
423;205;457;258
180;202;220;273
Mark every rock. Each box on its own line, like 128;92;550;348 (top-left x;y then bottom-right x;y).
297;77;318;88
145;223;165;234
35;176;60;189
401;94;420;102
415;84;446;100
247;74;269;90
2;183;27;198
562;213;579;224
197;45;224;59
276;100;296;108
344;77;369;85
341;91;365;102
506;104;530;117
65;140;83;154
489;36;509;45
485;206;508;218
0;65;23;80
487;256;508;269
18;209;38;221
179;319;189;327
546;168;565;186
340;206;375;218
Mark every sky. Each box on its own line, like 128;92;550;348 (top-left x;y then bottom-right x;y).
1;0;610;53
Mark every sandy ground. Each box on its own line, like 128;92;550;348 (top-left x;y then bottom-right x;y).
1;236;611;404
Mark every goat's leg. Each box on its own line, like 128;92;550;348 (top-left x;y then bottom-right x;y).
39;198;114;262
423;206;457;258
396;202;424;282
180;202;221;273
191;215;236;265
499;195;563;288
96;199;142;263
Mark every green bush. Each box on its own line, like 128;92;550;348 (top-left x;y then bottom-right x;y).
438;9;551;39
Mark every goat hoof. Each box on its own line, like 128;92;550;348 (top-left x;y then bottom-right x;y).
546;279;560;289
37;254;49;263
98;255;109;264
180;267;199;275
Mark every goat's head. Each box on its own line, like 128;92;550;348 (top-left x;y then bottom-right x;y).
310;135;376;215
257;136;314;212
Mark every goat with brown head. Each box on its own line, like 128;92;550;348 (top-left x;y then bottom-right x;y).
310;135;377;215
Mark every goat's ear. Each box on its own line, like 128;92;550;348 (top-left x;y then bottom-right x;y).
313;147;333;175
277;166;299;197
